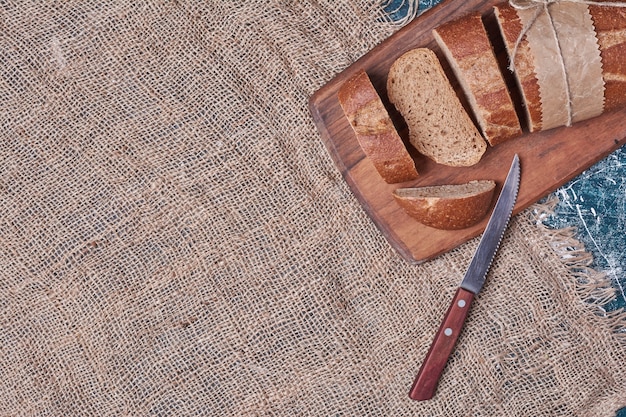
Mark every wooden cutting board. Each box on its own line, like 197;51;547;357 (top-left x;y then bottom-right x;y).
308;0;626;264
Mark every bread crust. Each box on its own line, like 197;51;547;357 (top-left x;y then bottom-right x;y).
589;5;626;112
337;69;418;183
393;180;496;230
494;3;543;132
433;11;522;146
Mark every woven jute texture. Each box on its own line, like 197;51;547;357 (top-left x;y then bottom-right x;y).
1;1;625;415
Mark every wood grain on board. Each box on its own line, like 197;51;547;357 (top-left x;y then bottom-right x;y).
308;0;626;264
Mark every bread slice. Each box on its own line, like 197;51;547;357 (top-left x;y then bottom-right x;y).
393;180;496;230
493;4;543;132
337;69;419;183
386;48;487;167
433;11;522;146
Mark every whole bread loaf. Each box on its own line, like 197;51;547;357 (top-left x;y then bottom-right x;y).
393;180;496;230
433;11;522;146
337;69;418;183
386;48;486;167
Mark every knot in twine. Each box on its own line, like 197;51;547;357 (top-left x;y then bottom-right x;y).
507;0;626;126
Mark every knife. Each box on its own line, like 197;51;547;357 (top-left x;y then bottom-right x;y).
409;154;521;401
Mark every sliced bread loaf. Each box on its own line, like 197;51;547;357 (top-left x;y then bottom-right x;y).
386;48;486;167
495;3;617;132
393;180;496;230
433;11;522;146
338;69;419;183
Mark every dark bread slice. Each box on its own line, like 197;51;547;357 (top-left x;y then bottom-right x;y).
393;180;496;230
386;48;487;167
338;69;418;183
493;3;543;132
433;11;522;146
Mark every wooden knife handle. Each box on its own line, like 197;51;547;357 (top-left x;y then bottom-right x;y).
409;287;475;401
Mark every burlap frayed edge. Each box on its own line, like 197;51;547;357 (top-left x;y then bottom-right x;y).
530;195;626;347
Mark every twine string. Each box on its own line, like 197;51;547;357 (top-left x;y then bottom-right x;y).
508;0;626;73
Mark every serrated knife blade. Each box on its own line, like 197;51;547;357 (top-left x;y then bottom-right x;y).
409;154;521;401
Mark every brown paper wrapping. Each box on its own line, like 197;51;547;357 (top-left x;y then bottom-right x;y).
516;2;605;129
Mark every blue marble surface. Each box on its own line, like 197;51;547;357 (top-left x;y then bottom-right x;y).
543;147;626;312
382;2;626;414
382;0;444;21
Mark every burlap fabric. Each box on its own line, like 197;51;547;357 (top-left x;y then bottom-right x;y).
1;1;625;415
